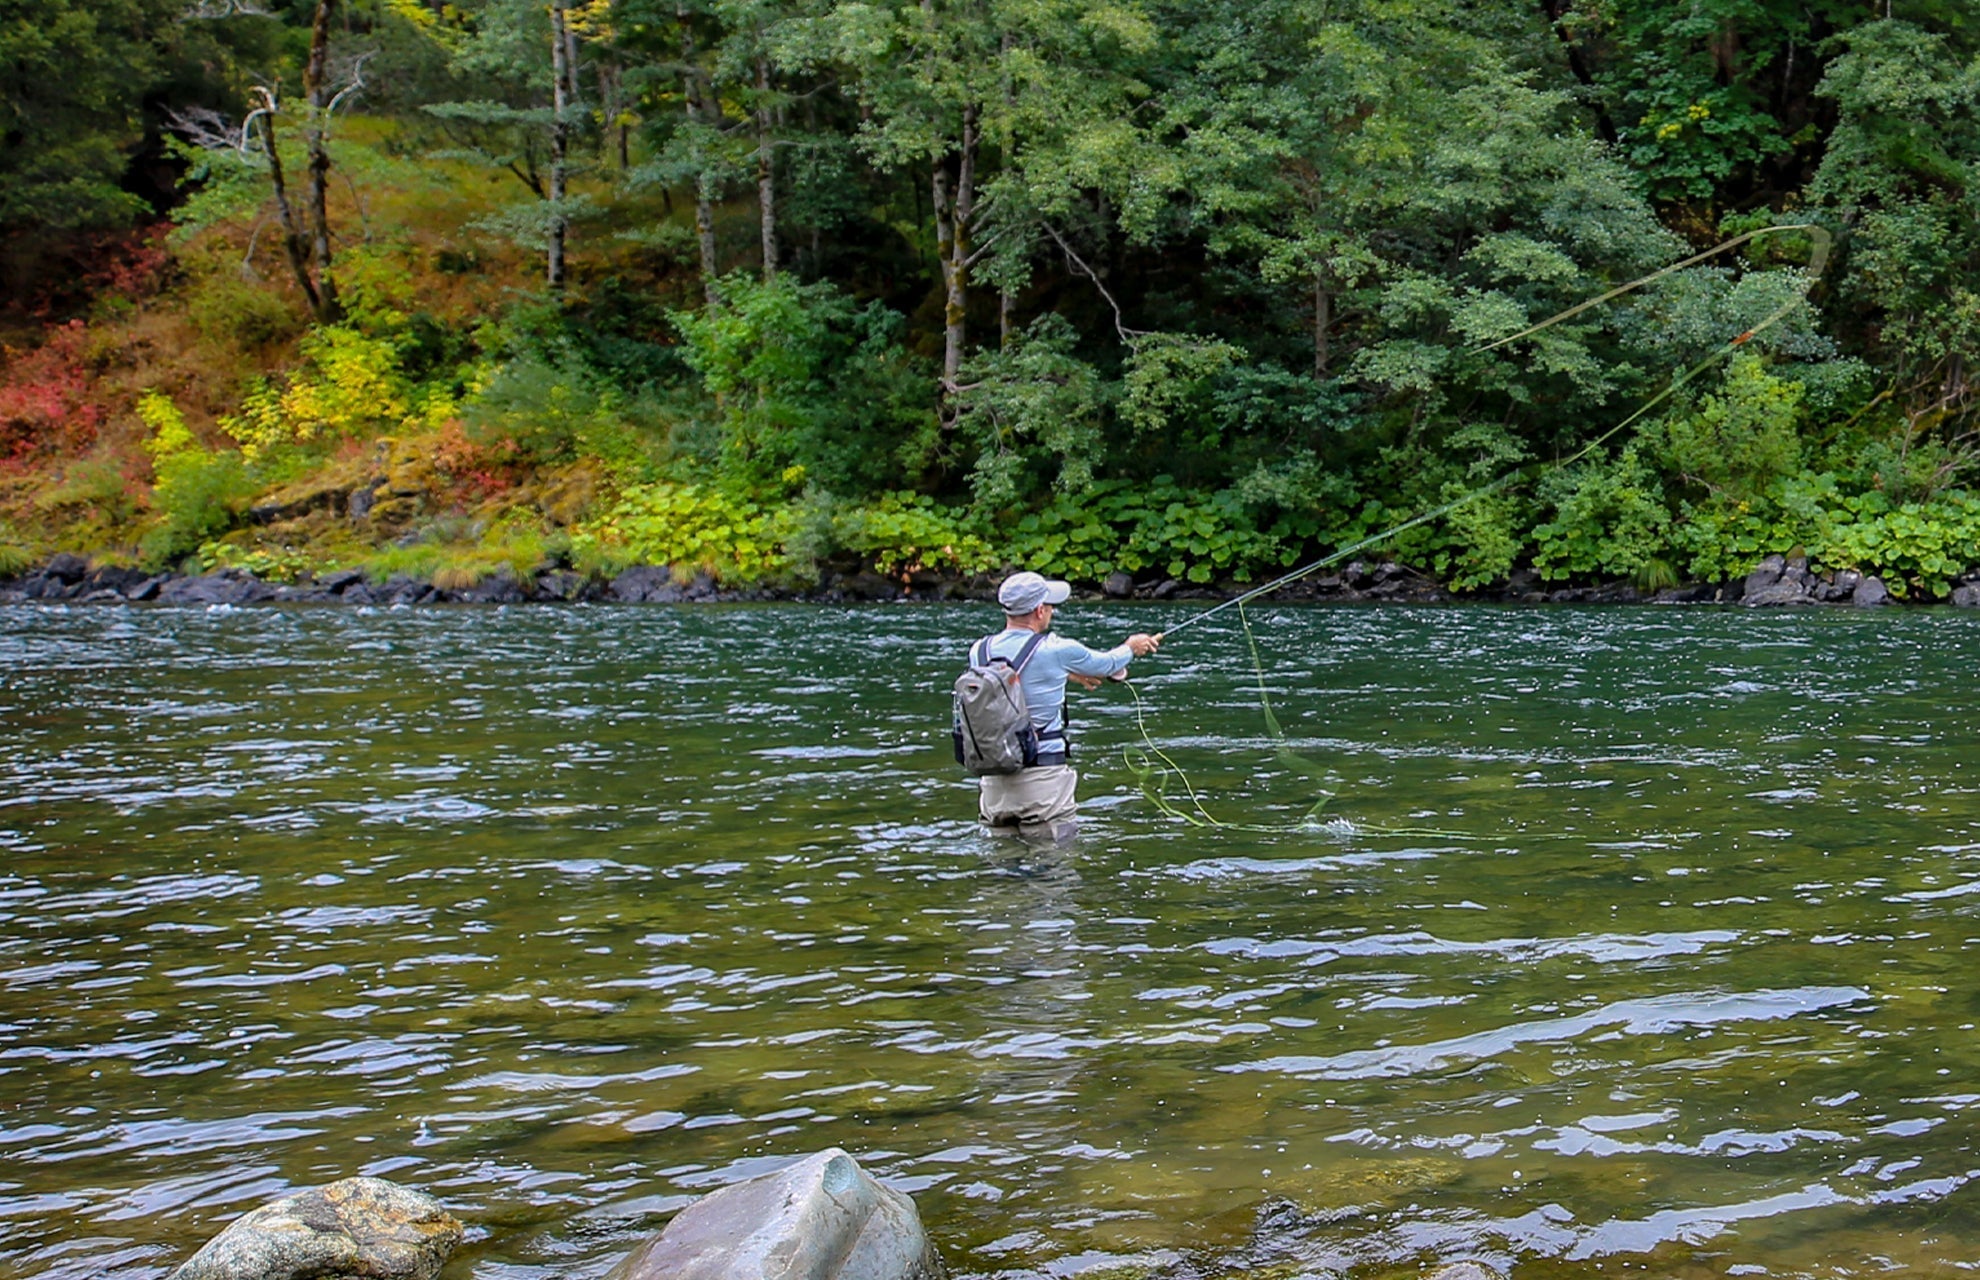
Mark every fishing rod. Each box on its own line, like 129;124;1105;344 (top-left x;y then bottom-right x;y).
1157;223;1834;643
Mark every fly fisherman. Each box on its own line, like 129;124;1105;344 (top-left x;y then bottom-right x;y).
964;571;1160;838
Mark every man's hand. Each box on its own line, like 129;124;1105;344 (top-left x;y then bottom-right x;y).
1126;632;1161;657
1068;673;1104;691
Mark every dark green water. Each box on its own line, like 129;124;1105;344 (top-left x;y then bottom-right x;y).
5;601;1980;1280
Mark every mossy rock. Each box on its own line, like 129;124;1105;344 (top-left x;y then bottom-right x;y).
367;496;425;531
1271;1156;1464;1217
384;438;439;496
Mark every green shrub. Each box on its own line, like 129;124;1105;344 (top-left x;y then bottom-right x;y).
832;493;994;575
1813;491;1980;599
1532;448;1672;583
671;273;936;494
570;481;787;580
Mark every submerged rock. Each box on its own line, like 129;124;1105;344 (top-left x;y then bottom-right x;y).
606;1148;945;1280
166;1176;461;1280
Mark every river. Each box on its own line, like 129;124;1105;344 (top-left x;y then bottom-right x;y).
3;601;1978;1279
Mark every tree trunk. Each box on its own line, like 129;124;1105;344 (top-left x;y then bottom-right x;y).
933;103;980;421
258;107;324;319
756;56;778;280
680;15;719;305
547;0;571;292
1312;274;1330;378
301;0;341;322
1538;0;1619;146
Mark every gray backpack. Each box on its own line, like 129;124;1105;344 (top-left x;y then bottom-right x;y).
952;632;1047;775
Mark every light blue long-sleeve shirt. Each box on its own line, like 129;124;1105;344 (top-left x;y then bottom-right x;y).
971;627;1135;756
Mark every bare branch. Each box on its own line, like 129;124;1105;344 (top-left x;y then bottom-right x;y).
1043;221;1145;344
325;51;375;116
962;228;1004;269
184;0;273;16
164;103;247;152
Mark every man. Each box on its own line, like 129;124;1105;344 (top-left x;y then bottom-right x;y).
970;570;1160;837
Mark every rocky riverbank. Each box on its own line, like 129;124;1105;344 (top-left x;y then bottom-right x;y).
5;549;1973;609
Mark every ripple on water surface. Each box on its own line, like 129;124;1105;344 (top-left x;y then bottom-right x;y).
3;603;1980;1280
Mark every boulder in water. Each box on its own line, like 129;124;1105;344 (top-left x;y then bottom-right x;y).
1852;575;1891;608
606;1148;945;1280
166;1176;461;1280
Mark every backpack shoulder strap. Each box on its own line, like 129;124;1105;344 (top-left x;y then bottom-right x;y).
1011;630;1049;673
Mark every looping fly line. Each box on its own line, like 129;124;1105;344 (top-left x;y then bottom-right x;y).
1124;224;1835;834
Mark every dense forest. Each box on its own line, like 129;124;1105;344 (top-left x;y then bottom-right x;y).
1;0;1977;597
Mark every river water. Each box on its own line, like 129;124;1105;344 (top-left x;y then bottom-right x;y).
3;601;1979;1279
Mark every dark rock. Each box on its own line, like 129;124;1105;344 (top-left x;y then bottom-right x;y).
348;481;383;522
1853;576;1891;608
1151;579;1181;599
1591;580;1646;603
605;1148;943;1280
157;572;278;606
1742;579;1814;607
1102;571;1135;598
459;569;527;604
1654;582;1720;604
1743;554;1786;596
78;588;127;604
533;569;594;602
838;570;899;601
43;553;88;583
315;568;366;595
1817;568;1863;603
166;1176;461;1280
1951;583;1980;608
275;584;335;603
22;572;78;600
379;575;433;605
612;566;686;603
85;565;149;594
125;575;167;601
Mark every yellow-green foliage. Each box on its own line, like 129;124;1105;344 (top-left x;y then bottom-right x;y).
571;482;788;579
224;325;455;459
832;492;994;574
197;540;310;583
140;390;254;567
0;523;31;578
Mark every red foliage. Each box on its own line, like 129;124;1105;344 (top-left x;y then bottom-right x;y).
80;233;174;308
432;419;524;500
0;321;107;467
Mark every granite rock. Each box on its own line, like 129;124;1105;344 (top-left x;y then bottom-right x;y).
607;1149;944;1280
166;1177;461;1280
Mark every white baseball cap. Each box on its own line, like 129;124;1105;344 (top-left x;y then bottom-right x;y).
998;571;1072;614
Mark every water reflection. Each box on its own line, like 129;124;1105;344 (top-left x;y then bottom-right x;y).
2;603;1979;1279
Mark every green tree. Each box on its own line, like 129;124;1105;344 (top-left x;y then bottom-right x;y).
0;0;186;231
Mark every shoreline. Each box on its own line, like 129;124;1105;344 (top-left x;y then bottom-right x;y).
0;550;1960;610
